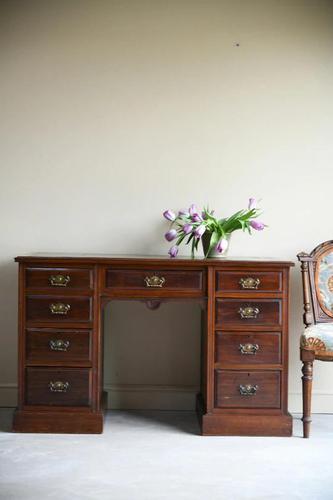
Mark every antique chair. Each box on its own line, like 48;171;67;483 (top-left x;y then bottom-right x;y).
298;240;333;438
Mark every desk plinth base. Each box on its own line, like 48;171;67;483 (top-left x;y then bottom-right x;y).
12;409;103;434
196;396;292;437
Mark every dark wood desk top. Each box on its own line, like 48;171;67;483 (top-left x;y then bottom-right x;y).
15;254;294;267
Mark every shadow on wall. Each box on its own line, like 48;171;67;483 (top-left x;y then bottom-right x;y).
289;262;304;349
103;300;202;411
0;259;19;389
0;408;14;432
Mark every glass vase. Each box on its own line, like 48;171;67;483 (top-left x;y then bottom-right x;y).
202;232;231;258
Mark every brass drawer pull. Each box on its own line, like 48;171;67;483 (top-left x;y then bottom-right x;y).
49;274;71;287
144;276;166;288
48;381;70;393
239;306;260;319
49;303;71;315
239;384;258;396
239;277;260;289
239;343;259;355
49;339;70;351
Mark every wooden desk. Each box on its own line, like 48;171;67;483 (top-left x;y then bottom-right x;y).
13;255;293;436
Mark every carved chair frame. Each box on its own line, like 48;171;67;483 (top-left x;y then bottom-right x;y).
297;240;333;438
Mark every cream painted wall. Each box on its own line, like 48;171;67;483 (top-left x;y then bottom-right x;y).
1;0;333;412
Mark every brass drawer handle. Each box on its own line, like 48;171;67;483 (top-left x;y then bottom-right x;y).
144;275;166;288
239;343;259;355
239;277;260;289
239;384;258;396
49;339;70;351
239;306;260;319
49;274;71;287
49;381;70;393
49;303;71;315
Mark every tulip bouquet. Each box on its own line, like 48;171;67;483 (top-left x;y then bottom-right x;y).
163;198;265;258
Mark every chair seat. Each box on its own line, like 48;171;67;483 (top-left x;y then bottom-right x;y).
301;323;333;360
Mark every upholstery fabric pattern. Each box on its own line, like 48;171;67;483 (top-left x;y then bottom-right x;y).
317;251;333;316
301;323;333;360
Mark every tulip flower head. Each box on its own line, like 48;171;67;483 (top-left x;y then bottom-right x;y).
250;220;265;231
216;238;229;254
248;198;257;210
194;225;206;239
168;245;179;258
192;213;203;223
163;209;176;222
189;204;198;216
183;223;193;235
165;229;177;242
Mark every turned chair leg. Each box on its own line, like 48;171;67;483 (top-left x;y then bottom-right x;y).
301;349;315;438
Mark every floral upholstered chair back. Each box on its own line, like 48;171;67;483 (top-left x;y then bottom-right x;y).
298;241;333;360
316;249;333;319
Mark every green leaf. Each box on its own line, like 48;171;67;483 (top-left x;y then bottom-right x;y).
191;237;196;258
176;232;186;246
206;231;219;257
186;233;194;245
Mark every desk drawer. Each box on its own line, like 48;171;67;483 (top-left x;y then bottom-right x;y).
26;329;92;364
25;267;93;290
215;332;281;365
25;367;91;407
105;269;203;293
216;271;282;293
215;299;281;327
215;370;281;408
26;296;92;324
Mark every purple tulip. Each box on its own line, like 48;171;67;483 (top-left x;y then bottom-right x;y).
178;209;189;217
183;223;193;235
165;229;178;242
168;245;179;258
189;204;198;216
163;209;176;222
216;238;229;253
192;213;203;222
194;225;206;239
248;198;257;210
250;220;265;231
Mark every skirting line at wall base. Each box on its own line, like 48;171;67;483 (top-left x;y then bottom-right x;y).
104;384;199;410
0;384;17;408
1;384;333;413
288;392;333;414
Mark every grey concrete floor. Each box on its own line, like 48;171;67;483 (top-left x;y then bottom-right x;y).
0;409;333;500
